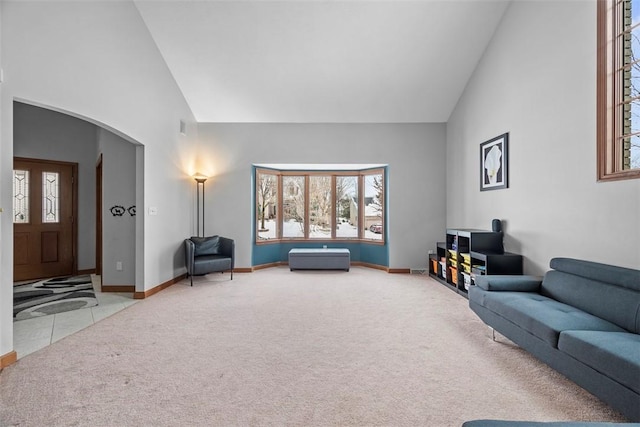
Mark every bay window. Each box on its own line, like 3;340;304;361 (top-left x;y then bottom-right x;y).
255;167;385;243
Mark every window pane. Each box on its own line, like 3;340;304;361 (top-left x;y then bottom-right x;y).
633;0;640;27
364;173;383;240
598;0;640;179
336;176;358;238
625;134;640;169
309;176;332;239
42;171;60;223
625;0;640;170
257;172;278;240
628;31;640;100
13;170;30;224
282;176;305;238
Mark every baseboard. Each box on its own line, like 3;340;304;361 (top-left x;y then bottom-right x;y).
250;261;400;273
1;350;17;369
233;267;253;273
251;262;286;271
350;261;389;272
101;285;135;293
134;273;187;299
77;268;96;275
388;268;411;274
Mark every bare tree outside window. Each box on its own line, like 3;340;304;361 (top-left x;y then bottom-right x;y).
283;176;305;238
254;167;386;242
597;0;640;179
309;176;332;238
364;174;383;240
623;0;640;169
257;172;277;240
336;176;358;238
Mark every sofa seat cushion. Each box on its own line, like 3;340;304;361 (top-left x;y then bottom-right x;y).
477;291;627;348
558;331;640;395
193;255;231;275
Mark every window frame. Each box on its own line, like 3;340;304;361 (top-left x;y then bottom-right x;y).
597;0;640;181
255;167;385;244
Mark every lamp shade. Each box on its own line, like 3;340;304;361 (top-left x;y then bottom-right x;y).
193;172;208;184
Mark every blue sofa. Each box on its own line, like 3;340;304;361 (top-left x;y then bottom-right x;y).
468;258;640;422
462;421;640;426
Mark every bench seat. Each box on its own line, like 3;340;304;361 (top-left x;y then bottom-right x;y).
288;248;350;271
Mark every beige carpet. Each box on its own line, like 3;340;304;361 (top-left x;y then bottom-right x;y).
0;267;627;426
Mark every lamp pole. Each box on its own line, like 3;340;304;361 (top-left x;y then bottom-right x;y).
194;175;208;237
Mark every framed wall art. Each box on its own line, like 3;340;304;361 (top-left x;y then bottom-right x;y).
480;133;509;191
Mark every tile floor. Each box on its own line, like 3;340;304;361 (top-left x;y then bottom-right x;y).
13;275;137;359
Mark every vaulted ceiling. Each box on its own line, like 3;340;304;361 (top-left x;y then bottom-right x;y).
134;0;509;123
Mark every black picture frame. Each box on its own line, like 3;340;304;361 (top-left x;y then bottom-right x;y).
480;133;509;191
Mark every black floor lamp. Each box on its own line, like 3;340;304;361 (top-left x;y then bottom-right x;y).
193;173;208;237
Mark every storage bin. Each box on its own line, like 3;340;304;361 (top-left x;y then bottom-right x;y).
449;266;458;285
440;261;446;279
462;272;471;290
431;259;438;274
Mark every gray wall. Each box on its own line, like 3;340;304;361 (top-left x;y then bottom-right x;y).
98;128;136;286
197;123;446;270
446;1;640;274
13;101;98;271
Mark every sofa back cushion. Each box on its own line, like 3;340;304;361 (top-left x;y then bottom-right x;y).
191;236;220;256
541;258;640;333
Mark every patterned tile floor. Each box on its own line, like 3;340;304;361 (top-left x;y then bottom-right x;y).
13;275;137;359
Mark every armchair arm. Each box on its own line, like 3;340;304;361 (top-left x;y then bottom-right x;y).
475;275;542;292
184;239;196;275
218;237;235;270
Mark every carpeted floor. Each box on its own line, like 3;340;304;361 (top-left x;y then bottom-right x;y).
13;275;98;321
0;267;628;426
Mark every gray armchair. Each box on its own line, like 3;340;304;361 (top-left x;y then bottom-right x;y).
184;235;234;286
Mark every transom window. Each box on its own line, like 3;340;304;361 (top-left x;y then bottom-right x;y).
598;0;640;180
256;167;385;243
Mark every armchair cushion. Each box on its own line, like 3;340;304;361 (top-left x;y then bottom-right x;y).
191;235;220;256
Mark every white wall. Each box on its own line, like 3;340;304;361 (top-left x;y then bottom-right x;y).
0;1;197;360
13;101;98;271
197;123;446;270
446;1;640;274
98;128;137;286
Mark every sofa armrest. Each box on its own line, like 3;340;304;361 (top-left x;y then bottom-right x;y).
475;275;542;292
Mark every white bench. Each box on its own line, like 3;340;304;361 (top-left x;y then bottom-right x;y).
288;248;350;271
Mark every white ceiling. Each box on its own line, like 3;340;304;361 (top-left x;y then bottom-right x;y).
134;0;510;123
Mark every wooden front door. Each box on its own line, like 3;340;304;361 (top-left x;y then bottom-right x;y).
13;158;77;281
